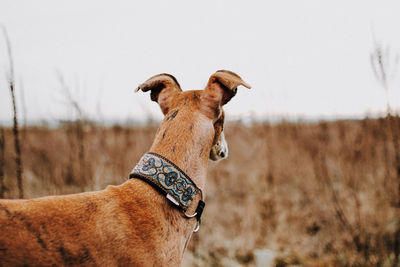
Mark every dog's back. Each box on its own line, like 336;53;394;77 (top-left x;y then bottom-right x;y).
0;181;184;266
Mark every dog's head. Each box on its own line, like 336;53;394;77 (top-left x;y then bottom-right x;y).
136;70;250;161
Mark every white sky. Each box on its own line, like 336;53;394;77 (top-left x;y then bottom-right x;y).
0;0;400;123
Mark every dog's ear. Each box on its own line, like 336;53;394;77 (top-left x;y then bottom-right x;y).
135;73;182;115
202;70;251;118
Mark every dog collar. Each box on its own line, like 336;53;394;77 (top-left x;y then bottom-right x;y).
129;152;205;226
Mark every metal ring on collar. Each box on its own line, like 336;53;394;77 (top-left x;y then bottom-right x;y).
193;220;201;233
184;211;197;218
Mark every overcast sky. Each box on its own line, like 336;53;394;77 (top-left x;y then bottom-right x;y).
0;0;399;123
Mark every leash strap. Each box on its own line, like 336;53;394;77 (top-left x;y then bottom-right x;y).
129;152;205;223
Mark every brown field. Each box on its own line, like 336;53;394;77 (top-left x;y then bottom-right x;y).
1;117;400;266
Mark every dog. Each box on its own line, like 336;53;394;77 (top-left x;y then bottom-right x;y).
0;70;250;266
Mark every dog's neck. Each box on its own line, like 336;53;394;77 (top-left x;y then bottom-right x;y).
149;111;214;192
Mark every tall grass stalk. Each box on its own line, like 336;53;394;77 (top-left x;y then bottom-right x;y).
2;25;23;198
370;34;399;114
370;36;400;265
57;72;88;188
0;128;5;198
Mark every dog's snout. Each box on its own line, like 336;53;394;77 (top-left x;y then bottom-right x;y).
209;130;228;161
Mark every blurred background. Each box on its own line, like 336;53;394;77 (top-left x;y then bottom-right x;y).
1;0;400;266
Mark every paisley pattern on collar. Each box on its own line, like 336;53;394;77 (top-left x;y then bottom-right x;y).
130;152;200;211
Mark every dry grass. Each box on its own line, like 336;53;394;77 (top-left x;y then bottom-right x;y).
1;117;400;266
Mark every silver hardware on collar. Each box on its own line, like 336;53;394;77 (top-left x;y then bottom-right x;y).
166;194;180;206
193;220;200;232
184;211;197;218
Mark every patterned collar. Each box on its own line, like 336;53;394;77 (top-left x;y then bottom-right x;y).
129;152;205;225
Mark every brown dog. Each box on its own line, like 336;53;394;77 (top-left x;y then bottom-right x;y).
0;70;250;266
